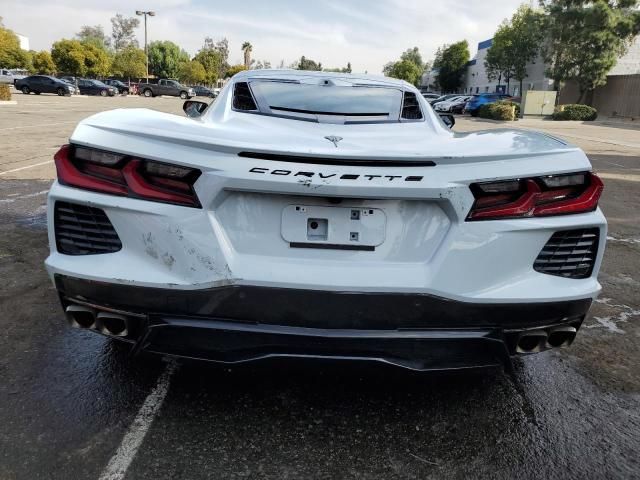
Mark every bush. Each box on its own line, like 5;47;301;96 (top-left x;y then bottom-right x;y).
495;100;520;117
478;103;493;119
553;104;597;121
478;100;519;121
0;84;11;101
491;104;516;121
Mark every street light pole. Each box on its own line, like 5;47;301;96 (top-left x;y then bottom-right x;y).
135;10;155;82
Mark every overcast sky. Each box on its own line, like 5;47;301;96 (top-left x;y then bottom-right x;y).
2;0;529;73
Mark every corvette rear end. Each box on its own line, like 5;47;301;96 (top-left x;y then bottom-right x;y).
45;71;606;371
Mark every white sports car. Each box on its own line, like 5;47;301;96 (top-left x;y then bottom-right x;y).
45;70;606;371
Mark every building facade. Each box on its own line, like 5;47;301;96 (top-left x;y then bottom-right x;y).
16;34;30;52
462;39;553;96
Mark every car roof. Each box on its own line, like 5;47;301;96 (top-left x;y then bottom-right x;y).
232;69;413;89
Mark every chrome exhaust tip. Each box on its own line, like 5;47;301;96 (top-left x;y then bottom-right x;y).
96;312;129;337
65;305;97;329
547;326;577;348
516;330;548;354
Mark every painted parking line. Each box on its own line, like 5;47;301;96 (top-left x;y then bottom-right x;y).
599;172;640;182
98;362;177;480
0;190;49;203
0;160;54;175
526;129;640;150
0;121;76;131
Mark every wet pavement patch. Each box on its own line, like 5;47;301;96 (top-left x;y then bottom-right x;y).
124;357;640;480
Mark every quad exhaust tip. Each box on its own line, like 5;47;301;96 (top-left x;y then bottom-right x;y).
96;312;129;337
516;325;578;353
65;305;97;329
516;329;548;354
65;305;129;337
547;326;577;349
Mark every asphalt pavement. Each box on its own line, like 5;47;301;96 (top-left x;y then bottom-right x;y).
0;92;639;479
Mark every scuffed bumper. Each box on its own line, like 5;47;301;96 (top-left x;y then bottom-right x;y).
55;275;592;371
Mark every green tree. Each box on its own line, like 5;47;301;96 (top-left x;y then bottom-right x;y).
111;46;146;79
111;14;140;51
253;60;272;69
297;56;322;70
241;41;253;68
384;59;422;85
31;50;56;74
76;25;111;50
400;47;424;72
148;40;189;78
509;6;545;97
194;48;223;83
225;64;248;78
543;0;640;103
51;39;111;77
384;48;424;85
179;60;207;84
485;6;544;96
51;39;88;76
0;25;29;69
323;62;352;73
194;37;229;84
82;42;111;77
433;40;470;92
484;34;511;91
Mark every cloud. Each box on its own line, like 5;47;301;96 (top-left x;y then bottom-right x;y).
2;0;526;73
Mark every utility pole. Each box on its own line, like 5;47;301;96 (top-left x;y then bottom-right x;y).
136;10;155;82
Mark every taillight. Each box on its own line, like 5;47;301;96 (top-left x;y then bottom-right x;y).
54;145;201;208
467;172;603;221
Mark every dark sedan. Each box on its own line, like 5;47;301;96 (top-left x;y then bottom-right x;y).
104;79;130;94
15;75;76;96
77;79;117;97
191;85;216;98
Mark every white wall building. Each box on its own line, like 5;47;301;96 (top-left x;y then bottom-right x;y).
420;68;439;92
609;38;640;75
463;39;553;96
421;36;640;97
16;34;29;52
462;36;640;96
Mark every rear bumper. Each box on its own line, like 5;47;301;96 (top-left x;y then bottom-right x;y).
55;274;591;371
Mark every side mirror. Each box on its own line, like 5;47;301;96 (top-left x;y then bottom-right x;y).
439;113;455;129
183;100;208;118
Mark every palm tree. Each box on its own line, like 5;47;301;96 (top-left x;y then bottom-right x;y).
241;42;252;69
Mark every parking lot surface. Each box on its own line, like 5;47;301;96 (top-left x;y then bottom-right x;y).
1;93;639;479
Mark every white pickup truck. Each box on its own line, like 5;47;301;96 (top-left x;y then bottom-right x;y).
0;68;28;85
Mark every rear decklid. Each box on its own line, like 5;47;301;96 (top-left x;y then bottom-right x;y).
75;108;580;166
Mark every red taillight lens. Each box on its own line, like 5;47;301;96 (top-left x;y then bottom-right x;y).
54;145;201;208
467;172;603;221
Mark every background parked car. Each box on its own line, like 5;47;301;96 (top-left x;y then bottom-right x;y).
421;92;440;102
435;95;473;113
191;85;216;98
464;93;513;116
103;79;130;94
76;79;117;97
137;79;195;99
448;96;474;114
0;68;28;85
429;93;462;106
15;75;76;96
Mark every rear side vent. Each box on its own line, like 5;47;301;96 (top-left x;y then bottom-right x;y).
233;82;258;111
534;228;599;279
54;202;122;255
401;92;423;120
